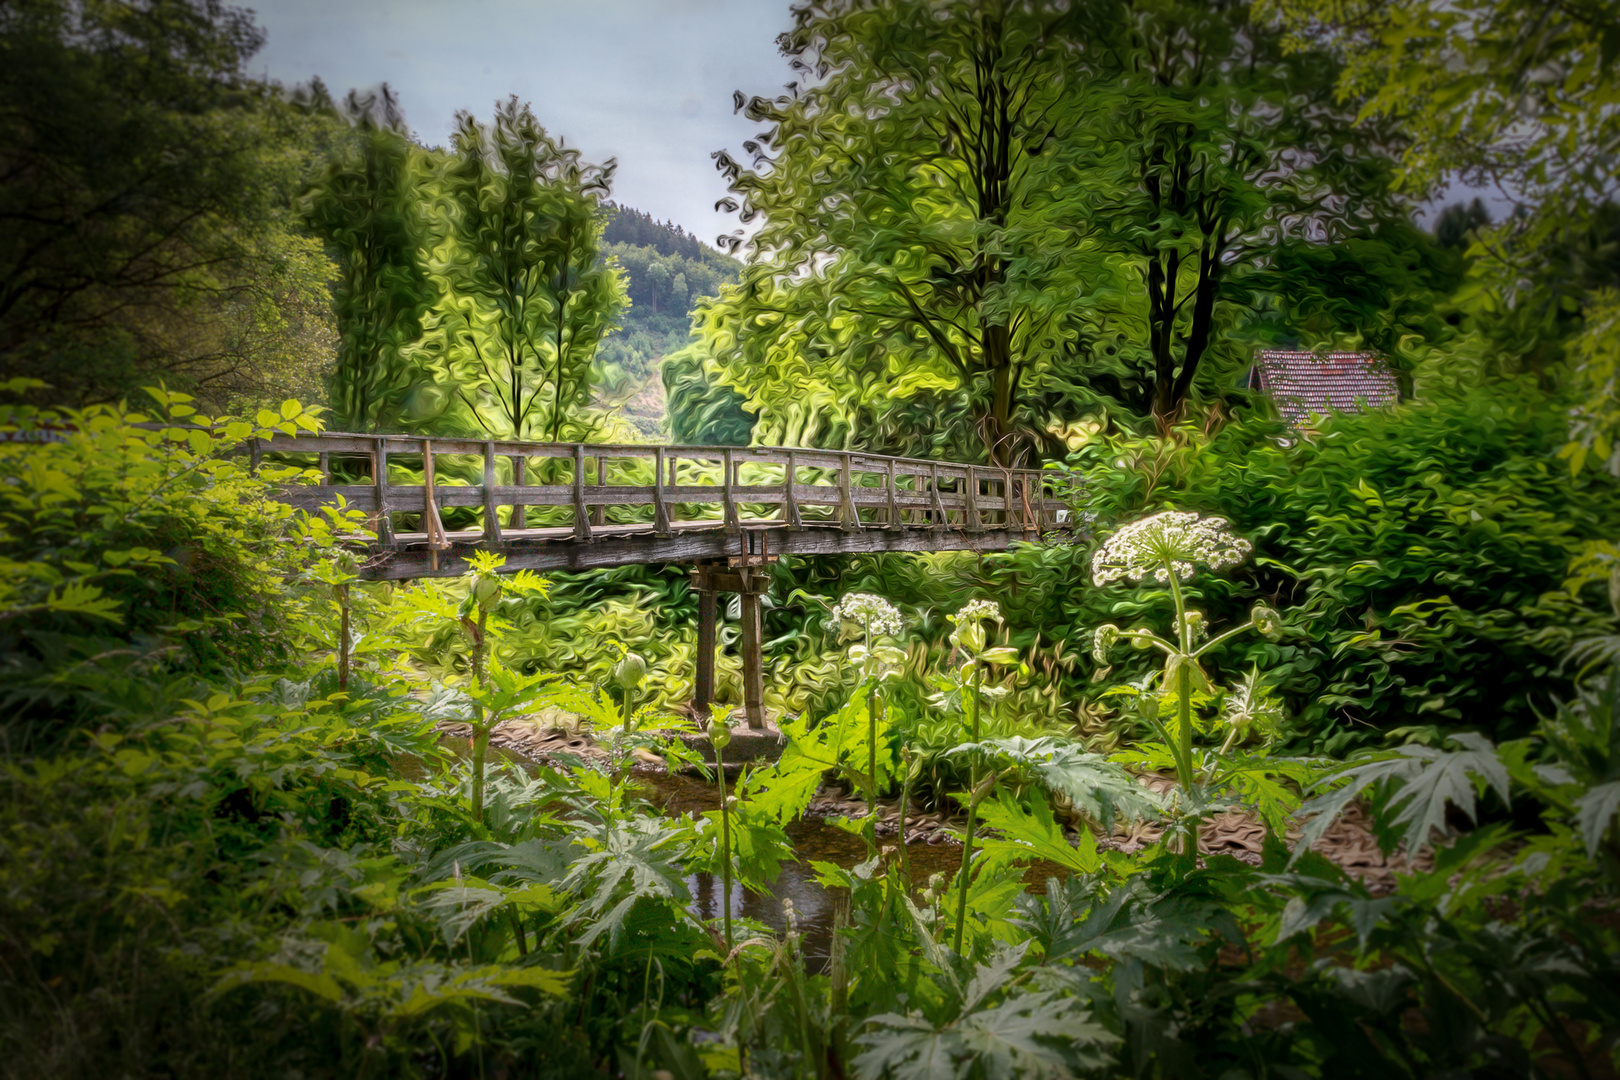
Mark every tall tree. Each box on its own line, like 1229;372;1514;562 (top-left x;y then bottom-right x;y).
703;0;1107;465
701;0;1406;458
303;85;433;433
434;98;626;441
1069;0;1407;428
0;0;338;409
1259;0;1620;469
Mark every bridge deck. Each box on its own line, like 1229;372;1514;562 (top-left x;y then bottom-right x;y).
254;432;1071;579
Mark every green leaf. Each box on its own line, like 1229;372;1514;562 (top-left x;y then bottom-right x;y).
1294;732;1509;860
975;790;1100;875
1575;781;1620;858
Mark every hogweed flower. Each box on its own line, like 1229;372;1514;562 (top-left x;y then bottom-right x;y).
952;599;1003;626
1091;510;1252;586
949;598;1006;654
830;592;903;638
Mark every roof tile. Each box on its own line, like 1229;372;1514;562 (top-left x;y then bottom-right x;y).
1253;350;1399;426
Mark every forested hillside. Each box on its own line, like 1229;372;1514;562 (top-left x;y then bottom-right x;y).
594;204;740;437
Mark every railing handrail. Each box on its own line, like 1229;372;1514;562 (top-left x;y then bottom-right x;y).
248;429;1054;477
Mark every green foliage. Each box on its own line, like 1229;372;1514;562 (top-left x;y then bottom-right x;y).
852;943;1117;1080
5;392;1620;1079
702;0;1416;458
430;97;628;442
303;86;435;433
1072;384;1620;751
0;0;341;411
662;342;755;446
0;385;328;748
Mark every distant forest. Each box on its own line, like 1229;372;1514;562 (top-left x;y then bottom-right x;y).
594;204;740;436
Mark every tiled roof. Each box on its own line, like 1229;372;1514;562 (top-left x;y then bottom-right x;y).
1252;350;1399;427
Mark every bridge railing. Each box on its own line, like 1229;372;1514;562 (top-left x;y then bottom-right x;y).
253;432;1065;545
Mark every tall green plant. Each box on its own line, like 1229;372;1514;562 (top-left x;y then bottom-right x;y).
436;97;626;441
1090;510;1313;861
828;592;906;840
940;599;1020;952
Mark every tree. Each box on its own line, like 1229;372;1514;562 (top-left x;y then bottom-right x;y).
703;0;1106;465
432;98;626;441
701;0;1409;460
1257;0;1620;466
303;85;434;433
0;0;340;410
1067;0;1408;428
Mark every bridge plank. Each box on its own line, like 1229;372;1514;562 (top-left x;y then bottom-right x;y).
369;521;1059;579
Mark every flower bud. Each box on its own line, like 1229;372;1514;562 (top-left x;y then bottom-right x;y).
951;620;987;654
472;576;502;610
613;651;648;690
1251;602;1282;640
1092;623;1120;663
1129;629;1154;650
708;720;732;751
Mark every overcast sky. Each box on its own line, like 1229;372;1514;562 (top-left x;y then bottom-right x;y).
246;0;793;249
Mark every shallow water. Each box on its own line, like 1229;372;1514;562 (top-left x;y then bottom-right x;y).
435;736;1060;970
635;770;973;971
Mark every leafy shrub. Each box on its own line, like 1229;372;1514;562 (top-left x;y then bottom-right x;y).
1055;382;1620;752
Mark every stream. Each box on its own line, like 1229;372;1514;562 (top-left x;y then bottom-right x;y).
437;735;1059;972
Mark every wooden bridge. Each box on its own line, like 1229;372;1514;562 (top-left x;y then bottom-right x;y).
256;431;1072;727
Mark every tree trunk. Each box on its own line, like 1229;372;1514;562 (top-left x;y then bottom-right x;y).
983;323;1014;466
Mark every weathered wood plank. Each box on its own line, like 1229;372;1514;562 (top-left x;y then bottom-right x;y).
482;441;503;546
572;445;592;541
366;521;1063;579
374;437;394;545
653;447;671;536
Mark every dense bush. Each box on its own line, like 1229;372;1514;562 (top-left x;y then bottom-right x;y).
1043;383;1620;753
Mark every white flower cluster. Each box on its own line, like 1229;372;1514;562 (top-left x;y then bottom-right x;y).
1091;510;1252;586
951;598;1004;625
830;592;903;638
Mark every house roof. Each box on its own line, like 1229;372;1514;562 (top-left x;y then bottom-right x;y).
1252;350;1399;427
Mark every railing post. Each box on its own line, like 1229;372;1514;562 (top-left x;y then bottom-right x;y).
964;465;982;533
317;450;330;484
653;447;671;536
885;459;902;530
692;565;716;721
572;444;592;540
929;464;946;528
511;455;526;530
838;453;857;531
482;441;503;546
784;450;802;527
738;568;767;730
722;449;740;533
373;437;394;545
248;438;261;476
592;454;606;527
423;439;449;572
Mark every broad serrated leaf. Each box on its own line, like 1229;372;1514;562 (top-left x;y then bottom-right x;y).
1575;780;1620;857
1294;732;1508;860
